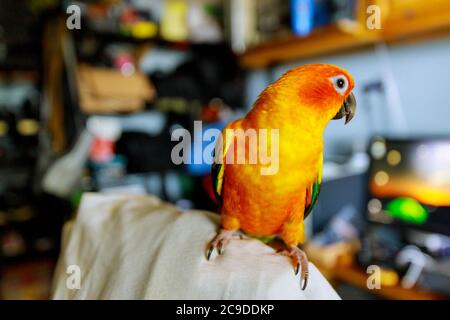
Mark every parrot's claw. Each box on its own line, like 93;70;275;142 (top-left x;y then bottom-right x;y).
206;229;242;260
278;245;309;290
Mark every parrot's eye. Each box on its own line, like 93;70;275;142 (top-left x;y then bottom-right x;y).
330;75;348;95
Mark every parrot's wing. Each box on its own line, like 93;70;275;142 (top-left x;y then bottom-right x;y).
211;156;225;205
211;120;239;205
304;153;323;219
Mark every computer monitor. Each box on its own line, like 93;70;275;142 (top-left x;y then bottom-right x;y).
366;136;450;236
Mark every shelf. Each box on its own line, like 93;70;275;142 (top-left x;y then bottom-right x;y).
239;24;379;68
323;264;447;300
239;2;450;68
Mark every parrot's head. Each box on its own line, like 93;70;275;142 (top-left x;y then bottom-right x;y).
265;64;357;126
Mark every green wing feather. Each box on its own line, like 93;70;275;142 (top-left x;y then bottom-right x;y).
304;154;323;219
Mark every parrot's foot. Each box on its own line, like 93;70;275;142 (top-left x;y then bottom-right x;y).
206;229;243;260
278;245;309;290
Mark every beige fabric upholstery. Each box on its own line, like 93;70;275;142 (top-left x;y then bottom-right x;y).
52;193;340;300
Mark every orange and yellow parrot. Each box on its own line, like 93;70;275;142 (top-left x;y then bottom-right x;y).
206;64;356;290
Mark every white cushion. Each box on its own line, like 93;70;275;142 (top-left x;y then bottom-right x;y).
52;193;340;300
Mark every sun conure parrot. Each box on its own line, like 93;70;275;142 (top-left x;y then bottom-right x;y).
206;64;356;290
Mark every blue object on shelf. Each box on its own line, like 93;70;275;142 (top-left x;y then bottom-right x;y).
291;0;315;37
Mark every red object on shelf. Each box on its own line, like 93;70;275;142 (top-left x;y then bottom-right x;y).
90;138;115;163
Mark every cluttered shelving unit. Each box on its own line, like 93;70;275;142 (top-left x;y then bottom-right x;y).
1;0;242;299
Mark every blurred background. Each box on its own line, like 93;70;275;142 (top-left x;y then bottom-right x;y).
1;0;450;299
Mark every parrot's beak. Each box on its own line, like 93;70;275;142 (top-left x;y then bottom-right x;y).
333;92;356;124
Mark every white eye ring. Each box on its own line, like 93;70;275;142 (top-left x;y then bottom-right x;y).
330;75;348;95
